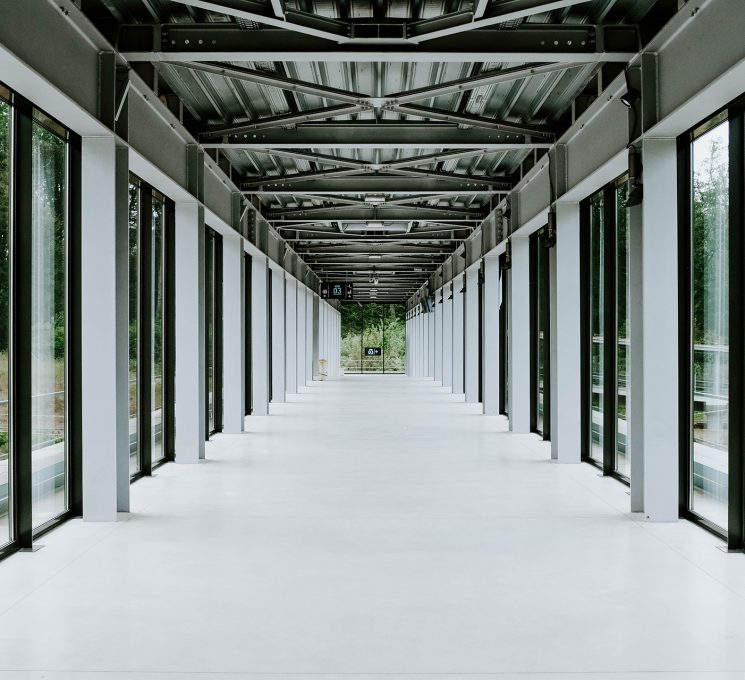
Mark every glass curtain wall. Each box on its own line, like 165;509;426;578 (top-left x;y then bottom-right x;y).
205;227;223;437
530;229;551;439
244;253;252;416
0;83;80;557
684;113;730;532
499;256;509;416
128;176;173;476
31;112;69;529
616;182;631;477
581;176;631;478
588;193;605;464
0;91;10;545
151;193;165;463
128;180;140;475
341;303;406;373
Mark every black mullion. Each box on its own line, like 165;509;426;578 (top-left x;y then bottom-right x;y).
214;233;223;433
67;132;83;515
579;200;591;462
602;185;617;475
728;101;745;551
205;231;213;436
498;257;507;415
245;254;252;416
478;264;483;402
541;234;551;441
529;234;539;434
677;133;693;519
164;199;175;462
11;96;33;549
139;187;153;476
267;267;272;401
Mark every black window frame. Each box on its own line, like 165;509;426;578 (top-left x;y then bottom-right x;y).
529;228;551;440
678;98;745;550
579;175;629;483
130;176;175;478
1;83;82;559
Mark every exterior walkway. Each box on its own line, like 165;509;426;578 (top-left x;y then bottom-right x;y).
0;376;744;679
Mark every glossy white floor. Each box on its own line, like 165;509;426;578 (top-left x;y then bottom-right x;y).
0;375;744;680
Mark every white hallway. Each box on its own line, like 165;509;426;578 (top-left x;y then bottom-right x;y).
0;376;744;679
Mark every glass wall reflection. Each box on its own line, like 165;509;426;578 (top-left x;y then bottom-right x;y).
151;194;164;464
690;116;729;530
589;195;605;464
0;97;10;544
128;181;140;475
615;183;631;477
31;115;68;529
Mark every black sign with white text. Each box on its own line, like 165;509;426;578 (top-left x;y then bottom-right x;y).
365;347;382;356
321;282;354;300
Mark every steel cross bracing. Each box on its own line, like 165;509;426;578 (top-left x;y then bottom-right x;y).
96;0;662;300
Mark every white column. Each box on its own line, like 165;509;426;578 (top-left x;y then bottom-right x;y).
175;202;206;462
406;314;411;376
483;257;501;415
464;266;480;403
251;255;269;415
320;302;327;371
510;236;531;433
305;288;315;385
296;283;306;390
80;136;118;520
271;268;285;402
434;291;443;383
422;311;430;378
428;305;435;378
629;203;644;512
312;294;320;379
285;276;298;394
452;274;465;395
442;285;453;390
553;202;582;462
642;139;678;521
222;233;245;432
114;146;130;512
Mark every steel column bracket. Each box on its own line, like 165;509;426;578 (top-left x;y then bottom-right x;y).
99;52;130;138
186;144;205;202
548;143;568;201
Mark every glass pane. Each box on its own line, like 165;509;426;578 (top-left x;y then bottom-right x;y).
590;196;605;463
691;120;729;530
151;196;164;464
205;231;214;434
616;183;631;476
0;100;10;544
535;239;547;433
381;305;405;373
31;121;67;528
341;303;363;373
362;304;384;373
128;183;139;475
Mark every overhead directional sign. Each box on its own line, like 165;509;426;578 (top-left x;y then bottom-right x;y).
321;282;354;300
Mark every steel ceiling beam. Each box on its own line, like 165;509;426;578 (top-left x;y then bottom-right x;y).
203;123;551;149
267;207;484;222
246;148;368;169
121;25;638;63
167;0;350;41
408;0;595;42
200;104;366;137
242;167;366;187
284;234;469;242
244;183;500;194
385;61;586;103
385;103;555;138
162;62;369;105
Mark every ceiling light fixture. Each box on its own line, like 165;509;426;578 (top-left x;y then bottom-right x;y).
369;254;382;260
364;194;386;204
366;221;385;230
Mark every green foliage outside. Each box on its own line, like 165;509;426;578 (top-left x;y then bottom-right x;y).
341;303;406;373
